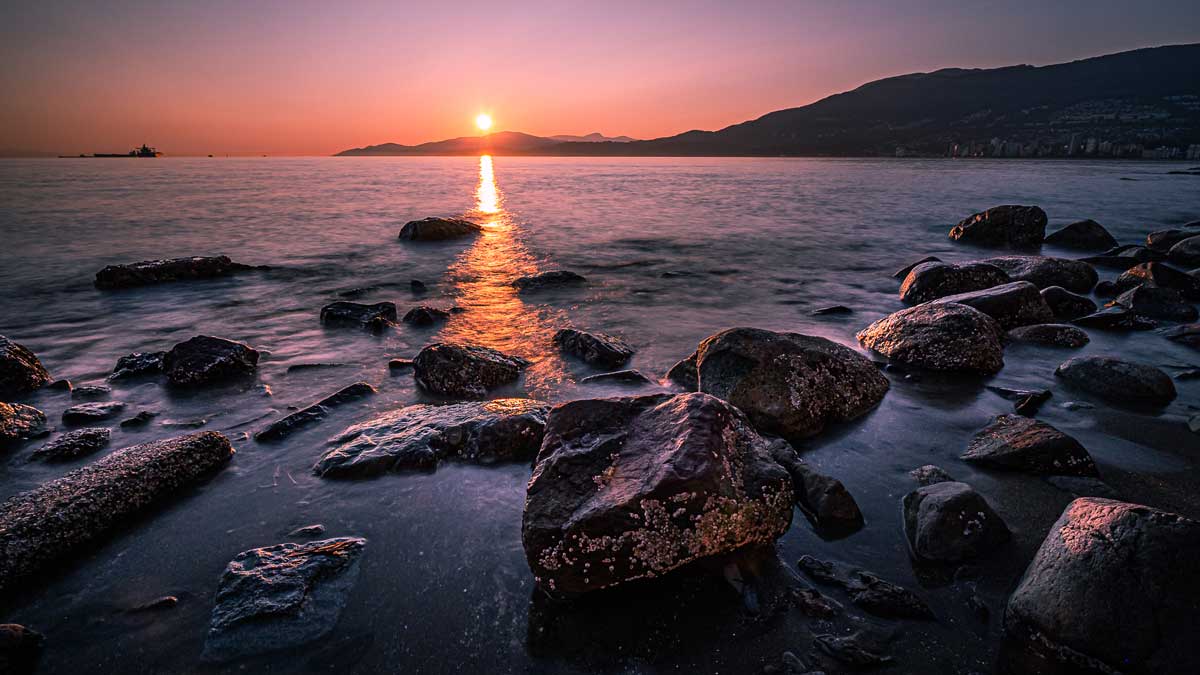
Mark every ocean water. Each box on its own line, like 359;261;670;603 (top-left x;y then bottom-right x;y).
0;156;1197;674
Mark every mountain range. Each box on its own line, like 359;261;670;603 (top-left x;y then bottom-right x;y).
336;44;1200;158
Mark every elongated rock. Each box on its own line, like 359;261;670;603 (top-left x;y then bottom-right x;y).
0;431;233;594
255;382;376;442
94;256;255;289
398;216;482;241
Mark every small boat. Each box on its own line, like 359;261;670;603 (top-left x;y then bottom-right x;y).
92;144;162;158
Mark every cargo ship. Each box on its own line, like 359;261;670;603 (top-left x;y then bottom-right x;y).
91;144;162;158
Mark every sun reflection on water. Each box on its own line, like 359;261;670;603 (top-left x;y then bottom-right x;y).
438;155;568;394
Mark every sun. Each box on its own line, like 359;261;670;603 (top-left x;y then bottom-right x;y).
475;113;493;132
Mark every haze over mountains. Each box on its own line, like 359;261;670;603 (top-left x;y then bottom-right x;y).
337;44;1200;158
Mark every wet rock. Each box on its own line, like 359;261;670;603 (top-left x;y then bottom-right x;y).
665;354;698;390
1115;262;1200;300
1168;235;1200;267
847;571;935;620
47;379;72;391
1043;219;1117;251
62;401;125;424
0;403;47;447
120;410;157;428
909;464;954;486
410;279;427;293
796;555;842;585
314;399;548;477
1044;476;1121;500
987;386;1053;415
289;524;326;537
768;444;862;534
553;328;635;369
814;633;893;667
1040;286;1097;321
522;393;794;595
1113;285;1199;322
0;623;43;674
319;301;397;331
1161;322;1200;349
31;427;111;461
109;351;165;380
792;587;841;619
981;256;1097;293
1093;280;1119;296
512;270;586;292
285;362;347;373
397;216;482;241
1073;306;1157;331
1055;356;1176;406
387;358;414;371
401;305;451;326
902;481;1010;563
931;281;1056;329
412;343;530;399
0;335;51;398
857;303;1005;373
1007;323;1090;348
255;382;377;442
1004;499;1200;675
810;305;852;316
201;537;367;662
893;255;941;279
683;327;888;440
128;595;179;613
962;415;1097;476
94;255;255;289
70;384;111;400
579;369;653;385
948;205;1047;248
0;432;234;593
1081;245;1162;271
1145;228;1196;253
162;336;260;387
898;261;1010;304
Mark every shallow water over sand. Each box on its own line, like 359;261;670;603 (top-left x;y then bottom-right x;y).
0;156;1197;674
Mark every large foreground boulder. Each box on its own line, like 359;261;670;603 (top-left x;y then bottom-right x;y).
1055;356;1176;407
94;256;255;289
1043;219;1117;251
678;328;888;440
932;281;1056;329
313;399;549;477
0;336;51;398
412;343;530;398
162;336;260;387
1004;499;1200;675
553;328;634;369
1115;262;1200;300
980;256;1098;293
898;262;1010;304
201;537;366;662
319;301;397;331
522;393;794;595
902;481;1010;563
962;415;1097;476
0;402;46;447
858;303;1005;373
255;382;376;442
398;216;482;241
948;205;1047;248
1040;286;1097;321
0;432;233;593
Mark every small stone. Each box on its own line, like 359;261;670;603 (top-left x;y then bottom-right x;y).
128;596;179;613
319;302;397;331
289;524;326;537
109;351;165;380
909;464;954;486
388;358;414;371
62;401;125;424
796;555;841;585
1007;324;1089;348
120;411;158;428
512;270;586;292
579;369;653;385
402;305;451;326
810;305;853;316
71;384;111;400
398;216;482;241
814;633;893;667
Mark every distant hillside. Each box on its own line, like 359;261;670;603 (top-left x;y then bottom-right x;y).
336;131;560;156
549;133;637;143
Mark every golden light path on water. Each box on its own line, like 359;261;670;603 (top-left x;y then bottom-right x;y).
438;155;569;393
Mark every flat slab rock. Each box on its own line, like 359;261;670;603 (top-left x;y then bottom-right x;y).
1113;285;1199;322
553;328;634;369
0;335;51;398
413;343;529;399
902;481;1010;563
313;398;549;478
512;270;586;292
579;369;654;385
1055;356;1176;407
398;216;482;241
201;537;366;662
857;303;1005;374
898;261;1009;304
163;336;260;387
31;427;111;462
0;432;233;594
948;204;1047;248
962;415;1097;476
931;281;1056;329
0;402;47;446
522;392;794;595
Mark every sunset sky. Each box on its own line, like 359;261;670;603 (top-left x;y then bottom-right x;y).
2;0;1198;156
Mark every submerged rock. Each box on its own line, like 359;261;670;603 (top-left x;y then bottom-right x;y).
1145;228;1196;253
398;216;482;241
1043;219;1117;251
931;281;1056;329
1081;245;1162;271
1040;285;1096;321
0;431;234;593
962;415;1097;476
109;351;166;380
553;328;635;369
857;303;1005;373
0;403;47;447
892;255;941;279
522;393;794;595
162;336;260;387
683;327;888;440
579;369;654;385
1162;322;1200;350
981;256;1098;293
769;443;863;534
412;343;529;399
313;398;548;477
902;481;1010;563
815;632;894;667
62;401;125;424
847;571;935;620
1115;262;1200;300
70;384;111;400
909;464;954;486
948;205;1047;248
201;537;367;662
401;305;451;326
255;382;376;442
1168;234;1200;267
94;256;255;289
319;301;397;331
1007;323;1089;348
1055;356;1176;407
387;357;414;371
1004;499;1200;675
810;305;853;316
665;354;698;391
987;386;1053;416
1072;306;1157;331
1113;285;1199;322
31;427;111;462
120;410;157;428
512;270;586;292
0;623;43;674
0;335;51;398
898;261;1009;304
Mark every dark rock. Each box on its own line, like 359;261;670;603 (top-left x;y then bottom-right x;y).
1161;323;1200;349
1169;235;1200;267
109;351;165;380
1044;476;1121;500
1146;228;1197;253
665;354;698;390
387;358;414;371
336;286;378;299
314;399;548;477
0;335;51;398
120;411;157;428
857;303;1005;373
814;633;893;667
683;327;888;440
847;571;935;620
319;301;397;330
285;362;347;373
962;415;1097;476
128;596;179;613
1093;280;1119;296
0;432;234;593
289;524;326;537
579;369;654;385
948;205;1047;248
893;255;941;279
94;256;254;289
791;588;840;620
931;281;1056;329
512;270;586;292
553;328;635;369
522;393;794;595
410;279;427;292
201;537;367;662
1081;245;1163;271
62;401;125;424
1043;219;1118;251
401;305;451;326
1014;390;1053;416
981;255;1097;293
1072;306;1157;331
910;464;955;486
1113;285;1199;322
0;623;43;674
1115;262;1200;300
810;305;853;316
796;555;842;585
902;481;1010;563
412;343;530;399
1055;356;1176;406
31;427;111;461
0;403;47;446
255;382;376;442
398;216;482;241
1007;324;1090;348
47;379;72;391
162;336;260;387
1004;499;1200;675
769;443;863;534
1040;286;1097;321
898;261;1010;304
71;384;111;400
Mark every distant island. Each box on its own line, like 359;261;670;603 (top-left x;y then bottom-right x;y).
337;44;1200;160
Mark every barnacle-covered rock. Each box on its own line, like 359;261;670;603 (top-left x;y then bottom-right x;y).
0;402;47;447
902;481;1010;563
961;415;1097;476
857;303;1005;373
412;343;530;399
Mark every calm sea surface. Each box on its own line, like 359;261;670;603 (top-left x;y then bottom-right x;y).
0;157;1197;674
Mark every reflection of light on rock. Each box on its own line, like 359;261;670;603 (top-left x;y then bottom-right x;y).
438;155;568;394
